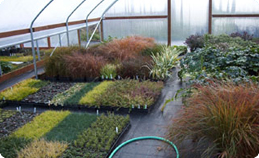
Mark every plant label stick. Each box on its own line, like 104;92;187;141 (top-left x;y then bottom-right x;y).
102;75;104;80
10;87;13;91
116;127;118;134
132;104;134;109
106;75;108;79
19;106;21;112
34;107;36;113
16;107;19;111
144;104;147;109
136;75;138;80
118;75;121;80
110;74;113;79
138;105;140;109
96;109;99;115
2;97;5;101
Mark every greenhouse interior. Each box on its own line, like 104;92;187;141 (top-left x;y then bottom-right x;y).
0;0;258;157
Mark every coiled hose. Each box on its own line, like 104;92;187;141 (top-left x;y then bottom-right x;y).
109;136;179;158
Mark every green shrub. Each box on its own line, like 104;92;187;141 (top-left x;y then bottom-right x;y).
205;34;257;51
167;82;259;158
146;46;181;80
17;139;68;158
0;137;31;158
97;80;163;108
141;44;165;56
100;64;117;79
179;46;259;83
62;113;130;158
0;61;12;73
0;79;48;101
79;81;114;106
13;111;70;139
172;45;188;55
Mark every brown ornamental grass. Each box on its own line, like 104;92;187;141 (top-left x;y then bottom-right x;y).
167;81;259;158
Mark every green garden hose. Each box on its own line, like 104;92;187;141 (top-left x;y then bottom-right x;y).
109;136;179;158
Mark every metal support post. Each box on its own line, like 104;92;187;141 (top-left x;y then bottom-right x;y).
36;40;41;61
86;0;105;43
86;0;118;48
59;34;62;47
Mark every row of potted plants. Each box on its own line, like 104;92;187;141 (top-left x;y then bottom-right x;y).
44;36;186;81
1;79;163;112
0;110;130;158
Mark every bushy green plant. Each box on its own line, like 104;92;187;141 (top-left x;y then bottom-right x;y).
205;34;257;51
0;61;12;73
79;81;114;106
146;46;181;80
0;79;48;101
17;139;68;158
100;64;117;79
13;111;70;139
0;137;31;158
172;45;188;55
97;80;163;108
167;82;259;158
179;46;259;83
62;113;130;158
141;44;165;56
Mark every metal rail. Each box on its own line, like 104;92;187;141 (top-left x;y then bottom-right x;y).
86;0;105;43
30;0;54;79
86;0;119;48
66;0;87;46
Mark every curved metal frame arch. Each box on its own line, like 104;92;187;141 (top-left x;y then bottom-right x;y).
66;0;87;46
86;0;105;43
30;0;54;79
85;0;118;48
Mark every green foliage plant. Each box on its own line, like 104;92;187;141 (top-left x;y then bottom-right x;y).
0;137;31;158
13;111;70;140
17;139;68;158
179;46;259;83
0;61;12;73
167;81;259;158
146;46;181;80
100;64;117;79
62;113;130;158
79;81;115;106
0;79;48;101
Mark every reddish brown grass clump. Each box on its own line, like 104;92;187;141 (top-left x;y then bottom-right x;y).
167;82;259;158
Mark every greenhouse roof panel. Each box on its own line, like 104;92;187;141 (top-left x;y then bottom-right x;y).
0;0;116;33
